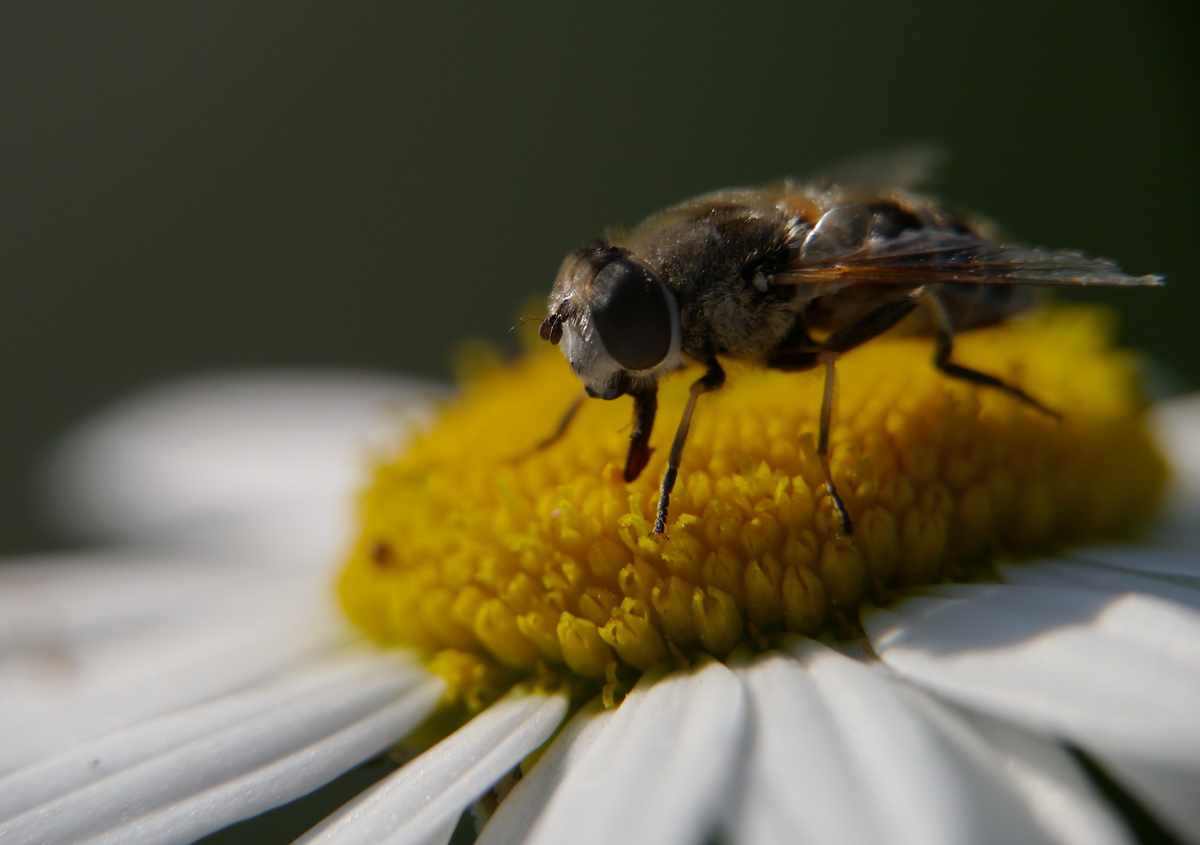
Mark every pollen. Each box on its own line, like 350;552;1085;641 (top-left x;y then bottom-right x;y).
339;307;1166;705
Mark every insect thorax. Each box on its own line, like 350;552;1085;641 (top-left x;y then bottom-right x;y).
631;207;803;361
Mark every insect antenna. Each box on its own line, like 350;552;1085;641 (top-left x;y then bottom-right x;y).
509;315;543;333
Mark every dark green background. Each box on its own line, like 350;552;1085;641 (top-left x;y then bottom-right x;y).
3;1;1196;555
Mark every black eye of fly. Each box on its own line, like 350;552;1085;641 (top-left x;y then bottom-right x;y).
589;258;674;371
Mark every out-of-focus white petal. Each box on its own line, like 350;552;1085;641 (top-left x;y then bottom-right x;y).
299;690;569;845
1155;394;1200;481
0;652;441;845
1001;555;1200;610
730;642;1050;845
480;660;745;845
1161;393;1200;465
0;552;348;774
1066;546;1200;592
1152;394;1200;548
0;552;324;647
39;370;443;557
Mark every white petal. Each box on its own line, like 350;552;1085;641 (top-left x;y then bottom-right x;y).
1066;545;1200;591
485;660;746;845
867;582;1200;841
39;370;443;555
1094;755;1200;843
0;652;441;845
953;708;1133;845
1154;394;1200;482
299;690;569;845
0;551;328;646
0;553;349;774
475;700;618;845
411;817;459;845
1152;394;1200;548
730;642;1050;845
730;650;882;844
867;585;1200;763
1000;555;1200;610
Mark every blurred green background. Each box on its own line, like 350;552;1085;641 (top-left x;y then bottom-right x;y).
2;1;1195;555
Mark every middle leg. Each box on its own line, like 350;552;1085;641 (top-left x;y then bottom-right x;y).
771;292;925;535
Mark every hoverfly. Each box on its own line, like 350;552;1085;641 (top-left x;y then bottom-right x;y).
538;152;1161;535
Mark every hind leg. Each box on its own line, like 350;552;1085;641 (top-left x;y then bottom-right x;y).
925;290;1059;418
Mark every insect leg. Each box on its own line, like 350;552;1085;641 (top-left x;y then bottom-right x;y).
925;291;1060;418
815;352;853;534
819;292;922;354
624;387;658;482
815;291;925;535
653;359;726;535
765;319;820;372
527;391;586;454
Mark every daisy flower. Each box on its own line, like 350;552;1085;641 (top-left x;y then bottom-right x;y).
2;307;1198;844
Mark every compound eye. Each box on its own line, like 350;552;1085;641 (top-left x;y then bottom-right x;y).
589;259;674;371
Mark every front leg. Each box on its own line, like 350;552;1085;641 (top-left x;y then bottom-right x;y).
624;387;658;482
654;359;726;535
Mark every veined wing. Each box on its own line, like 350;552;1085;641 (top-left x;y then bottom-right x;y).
780;220;1162;288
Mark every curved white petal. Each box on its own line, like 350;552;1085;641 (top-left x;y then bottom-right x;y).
482;660;746;845
410;817;459;845
866;584;1200;764
1001;555;1200;610
729;650;883;844
1;552;348;774
953;707;1132;845
299;690;569;845
1095;756;1200;844
475;700;618;845
0;653;441;845
1066;546;1200;592
39;370;443;555
730;642;1052;845
867;582;1200;842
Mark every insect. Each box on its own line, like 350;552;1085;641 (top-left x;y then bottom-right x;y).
538;152;1162;535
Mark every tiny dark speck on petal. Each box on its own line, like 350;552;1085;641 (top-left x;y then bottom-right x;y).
370;542;395;569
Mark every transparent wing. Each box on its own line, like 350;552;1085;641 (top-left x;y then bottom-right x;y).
780;228;1163;288
807;145;944;193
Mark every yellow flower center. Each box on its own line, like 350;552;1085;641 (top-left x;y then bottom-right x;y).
339;307;1166;707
